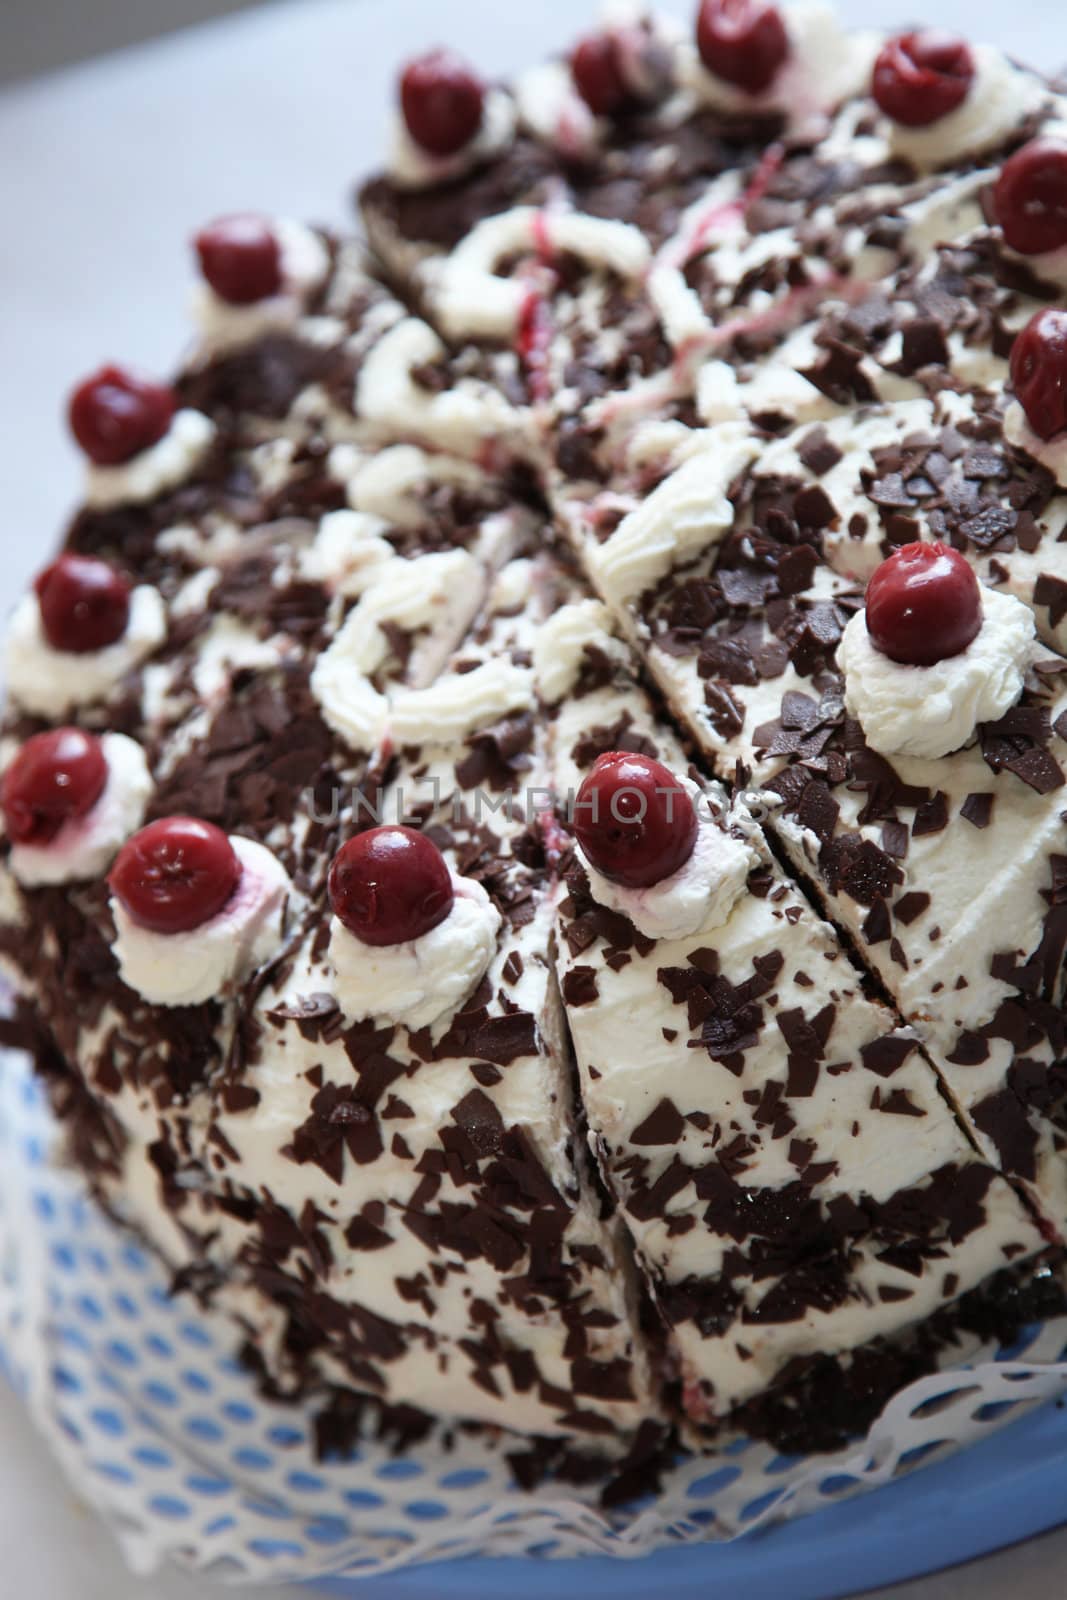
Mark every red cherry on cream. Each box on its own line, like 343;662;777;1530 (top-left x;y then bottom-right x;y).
994;140;1067;257
329;826;454;947
1010;307;1067;441
573;752;698;889
695;0;789;96
109;817;241;935
195;214;283;305
571;34;629;116
865;543;982;667
871;31;974;128
400;50;485;157
2;729;108;847
68;366;175;467
35;554;131;654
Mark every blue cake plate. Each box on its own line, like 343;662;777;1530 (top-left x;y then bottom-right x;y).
314;1395;1067;1599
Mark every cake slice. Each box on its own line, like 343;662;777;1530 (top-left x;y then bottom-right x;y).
110;534;663;1442
537;599;1048;1425
568;448;1067;1233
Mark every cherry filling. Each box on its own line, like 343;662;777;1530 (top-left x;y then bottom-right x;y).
573;752;699;889
995;140;1067;257
871;30;975;128
571;33;630;116
35;553;132;654
109;817;242;935
2;728;108;847
865;543;983;666
329;826;455;947
195;214;283;305
400;49;486;157
1010;307;1067;441
695;0;789;96
68;365;176;467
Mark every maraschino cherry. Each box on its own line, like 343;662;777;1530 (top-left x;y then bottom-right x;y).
35;554;131;654
871;31;974;128
571;33;630;117
2;729;108;847
695;0;789;96
1010;307;1067;441
994;140;1067;257
109;817;241;935
400;49;486;157
865;543;982;666
573;752;698;889
68;366;175;467
196;214;283;305
329;825;454;946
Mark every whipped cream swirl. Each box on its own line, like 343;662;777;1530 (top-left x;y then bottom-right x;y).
5;584;167;719
886;47;1045;171
85;410;217;509
193;219;331;352
329;873;501;1030
679;2;878;127
426;207;650;343
838;585;1036;760
577;778;761;942
7;733;152;888
388;88;516;190
110;836;292;1007
533;599;629;705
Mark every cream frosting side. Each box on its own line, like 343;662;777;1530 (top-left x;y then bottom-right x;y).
1004;399;1067;488
426;207;651;343
192;219;332;351
577;778;761;942
838;586;1036;759
7;734;152;888
328;873;501;1030
84;410;216;509
388;88;516;190
533;599;629;704
110;836;292;1007
4;584;167;718
886;47;1045;171
591;428;758;604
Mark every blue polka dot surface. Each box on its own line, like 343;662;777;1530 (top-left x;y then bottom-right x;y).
1;1055;1066;1591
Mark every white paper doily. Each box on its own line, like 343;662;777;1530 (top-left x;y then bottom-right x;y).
1;1052;1066;1586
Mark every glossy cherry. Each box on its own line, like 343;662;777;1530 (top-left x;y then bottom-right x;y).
329;826;454;946
400;49;485;156
35;554;131;654
573;752;698;889
109;817;241;935
994;139;1067;257
871;31;974;128
695;0;789;96
68;365;175;467
571;33;629;117
2;729;108;847
195;214;283;304
865;543;982;666
1010;307;1067;441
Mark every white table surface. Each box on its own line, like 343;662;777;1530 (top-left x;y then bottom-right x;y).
1;1;1066;1595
